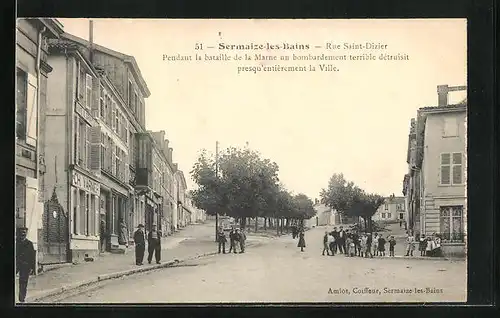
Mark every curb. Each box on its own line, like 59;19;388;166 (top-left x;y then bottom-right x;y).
27;242;260;303
334;255;464;262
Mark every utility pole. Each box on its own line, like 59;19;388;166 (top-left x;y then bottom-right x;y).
215;141;219;242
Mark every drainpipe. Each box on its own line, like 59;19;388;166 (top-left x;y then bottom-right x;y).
34;25;46;275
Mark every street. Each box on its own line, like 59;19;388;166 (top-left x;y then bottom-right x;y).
52;226;466;303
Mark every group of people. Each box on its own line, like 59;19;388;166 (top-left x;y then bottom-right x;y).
217;227;247;254
404;230;443;257
133;224;163;266
321;226;397;258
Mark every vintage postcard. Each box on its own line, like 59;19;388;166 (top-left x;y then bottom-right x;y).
15;18;467;304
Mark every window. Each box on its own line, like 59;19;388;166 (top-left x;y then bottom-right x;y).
441;153;463;185
384;203;388;210
105;95;111;126
79;190;86;235
15;176;26;228
128;81;133;109
387;213;392;219
115;109;119;134
86;126;92;169
111;101;116;131
100;132;106;168
85;193;90;235
78;119;86;167
443;117;458;137
399;213;404;220
381;213;386;218
78;66;85;101
439;206;464;241
134;93;138;114
16;69;27;140
85;74;93;109
73;189;78;234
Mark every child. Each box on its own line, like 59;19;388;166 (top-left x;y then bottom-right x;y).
373;233;379;256
405;231;415;256
346;235;354;257
378;234;386;256
419;234;427;256
388;235;396;257
349;236;356;257
360;234;367;258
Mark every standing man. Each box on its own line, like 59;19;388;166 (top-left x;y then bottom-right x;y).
133;224;146;265
147;224;162;264
228;228;236;253
233;228;241;254
217;226;227;254
322;231;331;256
330;227;339;255
337;226;346;254
16;227;36;303
239;228;247;253
99;218;107;253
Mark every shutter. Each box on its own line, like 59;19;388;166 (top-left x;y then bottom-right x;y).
26;73;38;147
90;126;101;172
86;125;92;169
91;77;100;117
111;102;116;130
111;141;116;174
25;177;41;244
452;153;462;184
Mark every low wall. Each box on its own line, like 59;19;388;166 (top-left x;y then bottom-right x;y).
441;242;466;258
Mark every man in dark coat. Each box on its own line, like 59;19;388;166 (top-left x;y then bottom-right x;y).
329;227;339;255
228;228;236;253
337;226;346;254
232;229;241;254
239;228;247;253
16;227;36;303
133;224;146;265
217;227;227;254
147;224;162;264
352;231;360;256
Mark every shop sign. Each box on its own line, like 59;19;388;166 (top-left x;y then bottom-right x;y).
72;170;100;195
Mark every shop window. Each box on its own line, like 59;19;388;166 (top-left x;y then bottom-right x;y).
79;190;86;235
73;188;78;234
439;206;464;242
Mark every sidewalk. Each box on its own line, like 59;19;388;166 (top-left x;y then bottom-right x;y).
17;232;265;303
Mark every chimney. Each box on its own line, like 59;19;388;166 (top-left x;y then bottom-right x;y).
174;163;178;171
89;19;94;63
163;139;169;156
437;85;449;106
168;147;173;163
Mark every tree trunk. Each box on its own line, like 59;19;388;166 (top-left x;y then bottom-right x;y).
240;217;246;229
363;217;367;232
264;217;267;230
276;217;279;235
255;217;258;232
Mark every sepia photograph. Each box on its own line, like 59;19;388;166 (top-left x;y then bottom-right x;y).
15;18;467;304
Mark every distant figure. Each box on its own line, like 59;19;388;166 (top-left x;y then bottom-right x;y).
419;234;427;256
388;235;396;257
99;219;107;253
404;221;407;230
118;218;129;248
399;220;403;228
373;233;380;256
378;234;386;256
228;228;236;253
147;224;162;264
346;235;355;257
337;226;346;254
365;232;373;258
16;227;36;303
297;231;306;252
322;231;331;256
328;232;336;256
239;228;247;253
292;226;298;239
217;227;227;254
360;234;368;258
133;224;146;265
405;231;415;257
330;227;339;254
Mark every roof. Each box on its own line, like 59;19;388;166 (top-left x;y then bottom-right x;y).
418;103;466;114
39;19;65;38
60;32;151;97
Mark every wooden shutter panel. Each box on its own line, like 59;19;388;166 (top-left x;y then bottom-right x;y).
111;102;116;130
90;126;101;172
91;77;100;117
26;73;38;147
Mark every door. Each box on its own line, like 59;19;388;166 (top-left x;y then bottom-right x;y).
41;191;69;264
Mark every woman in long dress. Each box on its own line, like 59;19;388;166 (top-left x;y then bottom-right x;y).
118;219;129;248
297;231;306;252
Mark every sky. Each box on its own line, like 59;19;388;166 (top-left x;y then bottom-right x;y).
57;19;467;200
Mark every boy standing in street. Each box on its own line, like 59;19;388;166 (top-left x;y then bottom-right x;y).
16;227;36;303
147;224;162;264
217;227;227;254
388;235;397;257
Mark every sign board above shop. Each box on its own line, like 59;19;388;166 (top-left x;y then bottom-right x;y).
72;170;100;195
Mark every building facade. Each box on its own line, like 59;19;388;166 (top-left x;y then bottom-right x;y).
16;18;64;269
175;170;188;228
372;195;406;222
404;85;466;257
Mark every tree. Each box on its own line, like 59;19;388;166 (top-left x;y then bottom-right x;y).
320;173;384;232
190;145;281;230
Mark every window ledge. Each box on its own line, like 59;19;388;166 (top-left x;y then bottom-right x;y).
72;234;99;241
438;184;465;187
